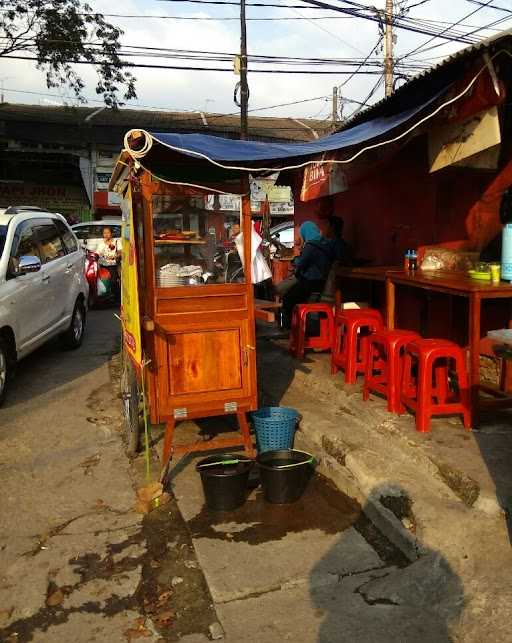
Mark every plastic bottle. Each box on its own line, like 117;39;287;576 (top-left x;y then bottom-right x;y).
410;250;418;272
501;223;512;281
404;250;411;272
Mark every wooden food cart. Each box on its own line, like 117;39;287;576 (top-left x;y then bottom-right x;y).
111;130;260;476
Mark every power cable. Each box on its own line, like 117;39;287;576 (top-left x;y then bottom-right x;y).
1;56;389;74
123;50;512;176
406;0;433;9
0;39;399;69
157;0;348;9
399;11;512;59
293;0;477;42
339;35;383;88
156;0;481;42
0;8;356;21
0;84;371;113
465;1;512;15
346;74;384;118
288;6;366;55
400;0;496;59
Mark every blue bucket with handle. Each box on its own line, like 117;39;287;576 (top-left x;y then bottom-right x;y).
252;406;299;454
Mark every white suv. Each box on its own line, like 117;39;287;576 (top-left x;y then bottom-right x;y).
0;210;88;404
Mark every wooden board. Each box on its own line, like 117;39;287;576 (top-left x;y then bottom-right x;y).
167;328;243;395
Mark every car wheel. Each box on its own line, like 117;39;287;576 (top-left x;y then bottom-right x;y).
121;353;142;455
61;300;86;350
0;338;12;407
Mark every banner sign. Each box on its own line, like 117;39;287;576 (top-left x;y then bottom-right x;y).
429;105;501;173
300;159;348;202
249;173;279;201
120;185;142;367
96;167;113;191
0;181;87;211
270;200;294;216
205;193;289;214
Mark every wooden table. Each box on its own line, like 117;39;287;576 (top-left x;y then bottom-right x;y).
334;266;401;310
272;258;293;285
385;270;512;426
254;298;282;323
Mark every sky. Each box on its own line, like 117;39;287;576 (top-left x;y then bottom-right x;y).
0;0;511;120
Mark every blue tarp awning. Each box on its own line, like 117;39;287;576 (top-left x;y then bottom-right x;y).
145;89;444;166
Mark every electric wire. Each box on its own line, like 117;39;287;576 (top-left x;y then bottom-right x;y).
465;1;512;15
400;0;496;59
122;51;507;175
0;86;366;123
339;35;383;88
155;0;484;42
1;54;395;74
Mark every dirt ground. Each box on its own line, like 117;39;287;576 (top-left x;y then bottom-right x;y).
1;311;511;642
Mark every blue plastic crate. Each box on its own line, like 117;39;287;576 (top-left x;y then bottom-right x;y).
252;407;299;453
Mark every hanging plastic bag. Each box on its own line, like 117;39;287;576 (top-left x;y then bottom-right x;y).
97;277;107;296
234;223;272;284
97;266;111;296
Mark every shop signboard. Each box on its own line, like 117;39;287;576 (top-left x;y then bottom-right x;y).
270;200;294;216
96;167;113;191
250;173;279;201
429;105;501;173
120;185;142;367
0;181;87;213
205;193;264;214
205;189;290;215
108;191;122;206
300;158;348;201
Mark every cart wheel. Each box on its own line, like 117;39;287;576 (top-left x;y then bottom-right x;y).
121;353;142;455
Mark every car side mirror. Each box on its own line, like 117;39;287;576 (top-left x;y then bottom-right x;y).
18;255;42;275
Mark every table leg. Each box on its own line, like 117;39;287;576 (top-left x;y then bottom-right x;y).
335;277;342;313
237;411;255;458
504;302;512;394
161;417;175;478
385;278;395;329
468;293;481;428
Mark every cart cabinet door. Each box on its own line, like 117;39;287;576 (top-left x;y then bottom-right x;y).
156;319;255;412
169;327;243;395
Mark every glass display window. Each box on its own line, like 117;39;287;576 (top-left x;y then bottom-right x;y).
152;194;244;287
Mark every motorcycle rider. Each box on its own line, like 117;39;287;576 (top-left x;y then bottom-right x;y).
97;226;121;300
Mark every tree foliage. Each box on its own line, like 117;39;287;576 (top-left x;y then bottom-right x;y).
0;0;136;107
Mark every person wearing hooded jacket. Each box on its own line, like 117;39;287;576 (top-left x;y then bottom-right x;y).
282;220;334;328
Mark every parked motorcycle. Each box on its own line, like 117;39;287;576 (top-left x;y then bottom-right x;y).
213;246;244;283
85;250;119;308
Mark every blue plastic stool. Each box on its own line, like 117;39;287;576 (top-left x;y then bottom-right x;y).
252;407;299;453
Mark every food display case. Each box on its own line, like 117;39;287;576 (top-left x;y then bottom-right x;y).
114;150;257;475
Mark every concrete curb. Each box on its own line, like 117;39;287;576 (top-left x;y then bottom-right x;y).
294;430;423;563
280;350;504;517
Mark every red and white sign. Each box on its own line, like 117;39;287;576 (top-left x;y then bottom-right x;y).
300;159;348;202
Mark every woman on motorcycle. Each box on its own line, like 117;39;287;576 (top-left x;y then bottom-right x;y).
97;226;121;299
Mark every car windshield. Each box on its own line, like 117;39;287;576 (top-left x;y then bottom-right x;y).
74;224;121;240
0;225;7;258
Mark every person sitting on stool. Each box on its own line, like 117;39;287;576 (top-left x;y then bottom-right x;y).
282;221;333;328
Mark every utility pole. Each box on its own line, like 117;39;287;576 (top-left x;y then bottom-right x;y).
384;0;394;97
332;86;338;128
239;0;249;140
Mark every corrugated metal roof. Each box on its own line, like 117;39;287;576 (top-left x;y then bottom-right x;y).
339;28;512;130
0;103;332;143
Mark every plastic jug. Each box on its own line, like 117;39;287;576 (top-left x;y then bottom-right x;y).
501;224;512;281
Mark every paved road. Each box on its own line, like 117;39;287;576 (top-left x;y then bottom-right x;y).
0;309;467;642
0;310;152;642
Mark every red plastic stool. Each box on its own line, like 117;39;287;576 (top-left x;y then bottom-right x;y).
400;339;471;432
289;303;334;359
363;329;421;413
331;308;384;384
